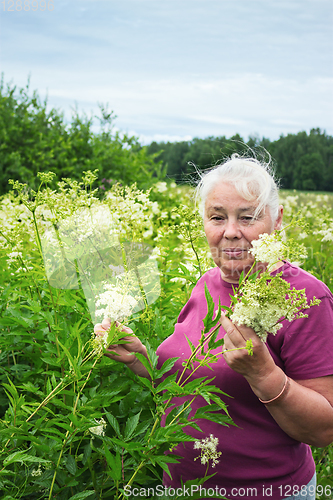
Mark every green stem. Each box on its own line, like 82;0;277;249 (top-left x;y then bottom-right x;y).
48;358;99;499
26;380;68;423
188;231;202;277
168;396;196;426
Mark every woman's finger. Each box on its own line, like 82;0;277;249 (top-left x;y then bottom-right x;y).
105;346;119;354
102;317;112;330
220;313;246;347
94;323;106;334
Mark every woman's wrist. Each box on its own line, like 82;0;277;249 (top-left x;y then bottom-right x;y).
127;346;150;378
259;375;290;404
246;367;288;404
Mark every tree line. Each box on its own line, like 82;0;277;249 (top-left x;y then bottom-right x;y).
0;78;165;195
1;77;333;194
146;130;333;191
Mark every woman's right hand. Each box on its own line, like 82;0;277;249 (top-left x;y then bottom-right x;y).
93;318;151;378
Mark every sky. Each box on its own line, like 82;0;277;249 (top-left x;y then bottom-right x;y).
0;0;332;144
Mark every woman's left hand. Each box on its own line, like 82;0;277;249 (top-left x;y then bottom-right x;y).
219;312;286;400
220;312;333;447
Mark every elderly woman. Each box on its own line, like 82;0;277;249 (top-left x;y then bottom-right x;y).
95;156;333;500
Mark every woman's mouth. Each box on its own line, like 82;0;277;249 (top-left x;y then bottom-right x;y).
222;248;248;259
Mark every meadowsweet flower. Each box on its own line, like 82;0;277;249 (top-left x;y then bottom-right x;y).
31;463;43;477
193;434;222;468
153;181;168;193
316;222;333;242
230;273;320;341
89;418;106;437
95;284;138;322
249;233;285;267
249;231;307;268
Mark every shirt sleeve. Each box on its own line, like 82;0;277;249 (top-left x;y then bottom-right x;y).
279;294;333;379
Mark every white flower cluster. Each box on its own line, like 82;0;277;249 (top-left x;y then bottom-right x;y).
316;222;333;242
95;284;138;322
249;231;308;268
193;434;222;468
231;298;285;340
89;418;106;438
230;274;320;341
106;184;159;240
249;233;286;267
31;463;43;477
279;195;299;217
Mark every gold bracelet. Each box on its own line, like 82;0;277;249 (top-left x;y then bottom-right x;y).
259;376;290;405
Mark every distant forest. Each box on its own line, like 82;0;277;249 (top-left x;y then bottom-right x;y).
1;79;333;193
146;130;333;191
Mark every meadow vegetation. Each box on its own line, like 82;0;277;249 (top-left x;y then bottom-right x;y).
0;173;332;499
0;79;333;499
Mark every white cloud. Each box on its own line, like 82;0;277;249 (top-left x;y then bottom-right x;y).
0;0;332;142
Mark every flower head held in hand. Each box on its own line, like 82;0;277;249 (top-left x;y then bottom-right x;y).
92;283;138;355
229;224;319;341
95;284;138;322
249;231;307;268
230;273;320;341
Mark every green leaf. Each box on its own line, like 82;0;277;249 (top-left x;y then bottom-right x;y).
155;372;179;394
68;492;95;500
58;339;77;373
124;411;141;439
104;411;121;437
154;357;179;378
134;352;153;379
203;282;216;331
185;334;196;354
137;375;153;390
4;450;50;467
82;444;92;466
194;404;234;427
66;454;77;475
103;443;121;481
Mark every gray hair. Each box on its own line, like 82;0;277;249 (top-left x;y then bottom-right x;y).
196;154;280;221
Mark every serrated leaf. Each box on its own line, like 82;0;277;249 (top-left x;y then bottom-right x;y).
82;443;92;466
66;455;77;475
185;334;196;354
155;372;179;394
203;283;215;331
134;352;153;379
104;411;121;436
4;450;50;466
103;443;121;481
154;357;179;378
124;412;141;439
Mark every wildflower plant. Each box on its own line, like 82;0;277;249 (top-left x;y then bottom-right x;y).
228;219;321;341
0;174;331;500
194;434;222;470
0;173;235;500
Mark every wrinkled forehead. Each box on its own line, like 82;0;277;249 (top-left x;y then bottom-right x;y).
205;182;261;207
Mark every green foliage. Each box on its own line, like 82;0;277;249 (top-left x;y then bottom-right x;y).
1;74;333;496
0;174;231;499
0;77;165;195
146;129;333;191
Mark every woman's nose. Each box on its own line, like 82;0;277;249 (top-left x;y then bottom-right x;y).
223;219;242;239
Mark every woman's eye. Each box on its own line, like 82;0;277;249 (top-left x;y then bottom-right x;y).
240;216;255;223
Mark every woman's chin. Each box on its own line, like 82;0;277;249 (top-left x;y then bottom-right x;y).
218;261;254;283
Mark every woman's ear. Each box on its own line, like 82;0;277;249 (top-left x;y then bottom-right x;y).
274;205;284;231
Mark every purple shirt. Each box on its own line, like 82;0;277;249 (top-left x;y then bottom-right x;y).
156;262;333;499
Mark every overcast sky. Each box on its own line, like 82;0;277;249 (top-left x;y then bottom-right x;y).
0;0;332;144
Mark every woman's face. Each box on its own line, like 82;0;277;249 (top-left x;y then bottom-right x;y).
204;182;283;283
